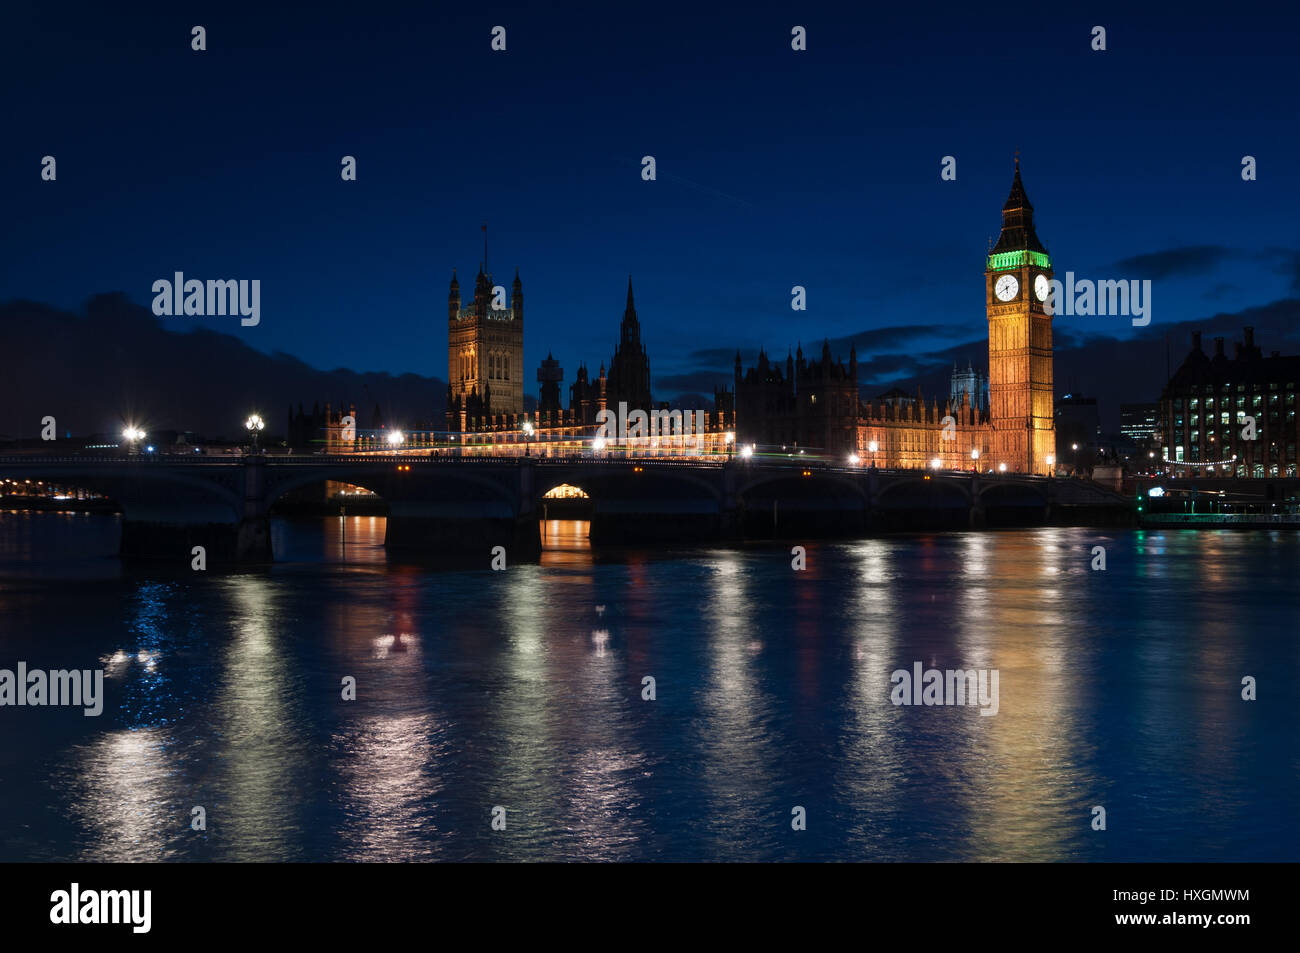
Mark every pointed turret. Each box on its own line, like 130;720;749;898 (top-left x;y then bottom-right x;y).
473;264;491;317
992;156;1048;256
620;275;640;345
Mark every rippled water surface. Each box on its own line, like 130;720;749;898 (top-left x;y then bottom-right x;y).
1;512;1297;861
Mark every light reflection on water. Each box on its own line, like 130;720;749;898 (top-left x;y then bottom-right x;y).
0;514;1297;861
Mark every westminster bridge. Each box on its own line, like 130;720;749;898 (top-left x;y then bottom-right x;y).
0;454;1133;564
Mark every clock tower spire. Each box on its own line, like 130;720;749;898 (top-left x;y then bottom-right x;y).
986;157;1055;475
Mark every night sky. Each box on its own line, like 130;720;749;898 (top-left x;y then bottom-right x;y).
4;0;1299;428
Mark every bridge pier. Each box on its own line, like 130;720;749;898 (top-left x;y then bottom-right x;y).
589;505;722;545
120;514;271;565
385;503;541;566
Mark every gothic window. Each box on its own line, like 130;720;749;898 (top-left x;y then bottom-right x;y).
504;354;509;380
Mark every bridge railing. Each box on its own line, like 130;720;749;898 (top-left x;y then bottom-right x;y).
0;454;1070;482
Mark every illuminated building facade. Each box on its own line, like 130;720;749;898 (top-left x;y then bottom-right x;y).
951;361;989;413
1159;328;1299;476
735;162;1056;473
985;159;1055;475
1119;403;1160;445
446;278;735;457
446;261;525;421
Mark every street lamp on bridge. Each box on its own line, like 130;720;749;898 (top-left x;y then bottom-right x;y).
122;426;146;454
245;414;265;452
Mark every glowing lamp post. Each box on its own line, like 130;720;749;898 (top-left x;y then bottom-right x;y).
849;453;860;466
245;414;265;452
521;419;534;457
387;430;405;448
122;426;146;454
971;448;980;472
868;440;878;468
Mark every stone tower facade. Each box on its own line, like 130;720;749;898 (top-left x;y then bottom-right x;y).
986;159;1055;474
447;259;524;421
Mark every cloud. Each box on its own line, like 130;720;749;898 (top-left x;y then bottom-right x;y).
1266;249;1300;293
685;325;965;368
1108;245;1237;279
1203;282;1240;301
656;370;732;394
1107;245;1300;293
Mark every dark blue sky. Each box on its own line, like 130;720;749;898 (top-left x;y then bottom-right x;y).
4;0;1299;406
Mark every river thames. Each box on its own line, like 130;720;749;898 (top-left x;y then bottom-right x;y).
1;512;1296;861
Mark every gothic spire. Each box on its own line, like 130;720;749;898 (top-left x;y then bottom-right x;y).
992;155;1047;256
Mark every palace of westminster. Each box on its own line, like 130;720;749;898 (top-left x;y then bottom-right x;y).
298;163;1063;473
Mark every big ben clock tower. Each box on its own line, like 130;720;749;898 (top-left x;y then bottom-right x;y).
986;157;1055;474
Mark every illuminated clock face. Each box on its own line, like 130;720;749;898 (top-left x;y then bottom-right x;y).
994;274;1019;301
1034;273;1050;301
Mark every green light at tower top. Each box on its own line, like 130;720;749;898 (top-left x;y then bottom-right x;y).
987;250;1051;272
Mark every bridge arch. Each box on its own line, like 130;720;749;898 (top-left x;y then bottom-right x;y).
538;463;725;506
874;477;973;508
263;462;520;515
737;468;867;504
977;480;1050;506
0;461;245;522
